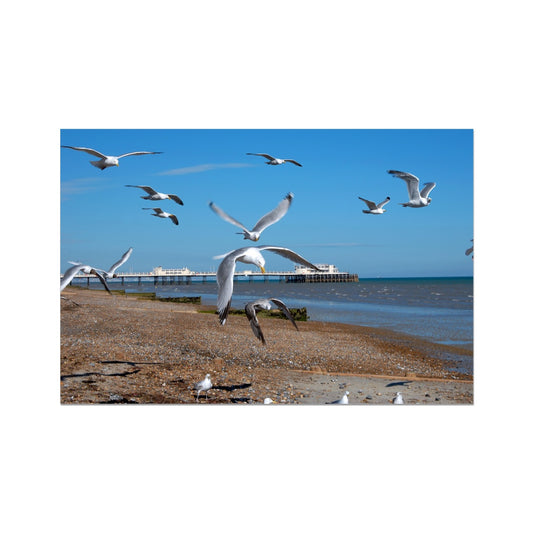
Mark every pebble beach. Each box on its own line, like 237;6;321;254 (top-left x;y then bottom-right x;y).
60;287;473;405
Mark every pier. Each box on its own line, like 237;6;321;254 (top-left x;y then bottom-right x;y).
63;264;359;286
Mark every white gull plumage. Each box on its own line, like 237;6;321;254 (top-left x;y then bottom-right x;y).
328;391;350;404
246;153;302;167
358;195;391;214
61;263;112;294
143;207;179;225
393;392;405;405
209;192;293;241
126;185;183;205
90;247;133;279
388;169;436;208
245;297;299;344
61;145;162;170
216;246;321;325
194;374;212;401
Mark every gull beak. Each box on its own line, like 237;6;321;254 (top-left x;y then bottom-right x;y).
260;266;266;274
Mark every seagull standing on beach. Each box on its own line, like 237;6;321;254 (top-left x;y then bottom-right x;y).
393;392;405;404
327;391;350;404
358;196;391;214
264;398;274;404
143;207;179;225
61;145;163;170
388;170;436;208
125;185;183;205
93;247;133;279
245;297;299;344
216;246;321;325
246;153;302;167
194;374;212;401
209;193;294;241
60;263;112;294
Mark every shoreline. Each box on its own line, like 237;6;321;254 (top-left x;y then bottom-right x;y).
60;288;473;404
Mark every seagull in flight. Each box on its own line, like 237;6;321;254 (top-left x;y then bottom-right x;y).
327;391;350;404
61;145;163;170
125;185;183;205
246;153;302;167
209;193;294;241
194;374;212;401
93;247;133;279
388;169;436;207
216;246;321;325
245;297;299;344
358;195;391;214
465;239;474;258
143;207;179;225
60;263;112;294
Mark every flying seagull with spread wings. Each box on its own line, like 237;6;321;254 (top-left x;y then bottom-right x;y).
388;169;436;208
245;297;299;344
216;246;321;325
246;153;302;167
209;192;293;241
93;247;133;279
142;207;179;225
125;185;183;205
358;195;391;214
60;263;112;294
61;145;163;170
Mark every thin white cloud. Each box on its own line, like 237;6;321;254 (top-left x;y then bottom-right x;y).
157;162;253;176
61;177;109;197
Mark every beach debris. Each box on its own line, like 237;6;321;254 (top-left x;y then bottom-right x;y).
388;169;436;208
327;391;350;404
246;152;302;167
393;392;405;404
142;207;179;226
215;246;321;325
209;192;293;242
245;297;299;344
61;145;162;170
358;195;391;214
194;374;212;401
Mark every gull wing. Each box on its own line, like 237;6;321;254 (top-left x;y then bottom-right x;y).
143;207;164;213
358;196;378;210
168;214;179;225
419;182;436;199
376;196;391;209
61;145;107;159
245;303;266;344
107;247;133;276
116;151;163;159
126;185;158;195
270;298;299;331
246;152;275;161
91;269;112;295
284;159;302;167
258;246;321;271
252;193;294;234
60;264;85;291
388;170;421;202
168;194;184;205
216;249;245;324
209;202;249;232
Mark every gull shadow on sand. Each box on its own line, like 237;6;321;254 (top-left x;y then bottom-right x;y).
385;381;413;388
212;383;252;392
61;369;141;381
229;397;252;404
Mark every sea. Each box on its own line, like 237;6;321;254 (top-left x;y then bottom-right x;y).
80;276;473;351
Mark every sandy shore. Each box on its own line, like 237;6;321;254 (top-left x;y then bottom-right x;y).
60;288;473;405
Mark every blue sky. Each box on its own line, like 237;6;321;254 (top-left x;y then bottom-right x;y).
60;129;473;278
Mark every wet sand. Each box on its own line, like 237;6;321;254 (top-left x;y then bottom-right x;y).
60;288;473;405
